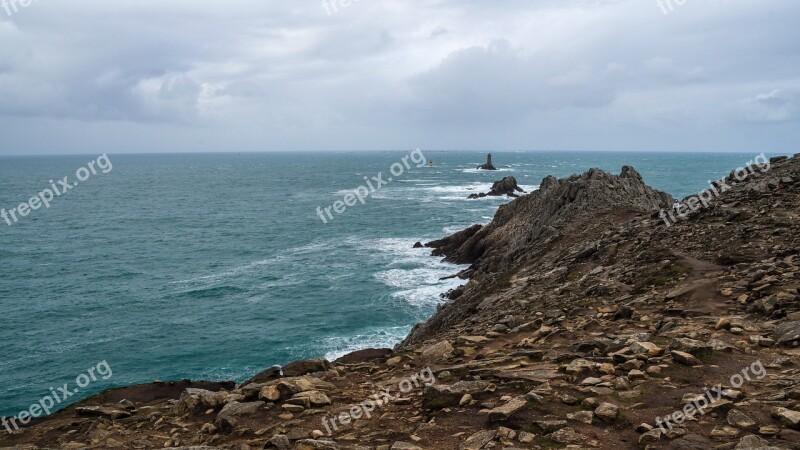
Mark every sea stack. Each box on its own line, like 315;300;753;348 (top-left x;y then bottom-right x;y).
477;153;497;170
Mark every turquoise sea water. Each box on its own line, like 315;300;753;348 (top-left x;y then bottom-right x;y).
0;151;774;416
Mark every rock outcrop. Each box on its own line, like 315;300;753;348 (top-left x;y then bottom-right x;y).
4;156;800;450
467;176;526;199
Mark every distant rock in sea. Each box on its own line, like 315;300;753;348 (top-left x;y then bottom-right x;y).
468;176;526;199
477;153;497;170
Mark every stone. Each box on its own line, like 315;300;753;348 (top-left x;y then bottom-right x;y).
775;322;800;347
735;435;783;449
74;406;132;420
282;359;333;377
630;341;663;357
549;427;593;445
295;440;340;450
727;409;757;430
292;390;332;407
335;348;392;364
423;381;491;410
175;388;227;413
468;177;526;199
594;402;620;421
391;443;422;450
488;396;528;421
639;429;662;445
669;338;713;357
214;401;264;430
459;429;497;450
420;341;454;361
771;406;800;429
671;350;702;366
567;411;594;424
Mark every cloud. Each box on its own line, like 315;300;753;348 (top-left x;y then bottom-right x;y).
0;0;798;154
732;89;800;123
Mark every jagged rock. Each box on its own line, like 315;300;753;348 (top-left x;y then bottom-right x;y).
244;365;284;385
420;340;454;360
75;406;132;420
728;409;757;430
671;350;702;366
774;322;800;347
459;429;497;450
267;434;291;449
175;388;228;413
488;396;528;421
214;401;265;430
771;407;800;429
467;177;526;199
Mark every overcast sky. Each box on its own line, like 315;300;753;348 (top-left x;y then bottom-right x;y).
0;0;798;155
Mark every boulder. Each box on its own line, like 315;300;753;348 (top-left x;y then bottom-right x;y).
488;396;528;421
771;407;800;429
775;322;800;347
214;401;264;430
420;340;454;361
282;359;333;377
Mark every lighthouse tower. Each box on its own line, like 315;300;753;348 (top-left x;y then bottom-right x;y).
477;153;498;170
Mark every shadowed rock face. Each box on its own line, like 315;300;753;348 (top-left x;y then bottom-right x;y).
432;166;673;268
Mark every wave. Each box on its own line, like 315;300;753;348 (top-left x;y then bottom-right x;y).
321;327;412;361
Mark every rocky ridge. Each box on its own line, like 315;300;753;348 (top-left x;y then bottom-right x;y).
2;156;800;450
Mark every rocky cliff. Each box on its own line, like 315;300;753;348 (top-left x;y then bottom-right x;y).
3;157;800;450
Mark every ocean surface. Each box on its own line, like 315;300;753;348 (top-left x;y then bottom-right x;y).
0;151;774;416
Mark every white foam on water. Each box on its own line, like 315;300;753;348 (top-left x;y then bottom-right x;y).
322;326;411;361
365;237;468;308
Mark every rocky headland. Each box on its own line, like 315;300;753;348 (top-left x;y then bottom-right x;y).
467;177;526;199
3;156;800;450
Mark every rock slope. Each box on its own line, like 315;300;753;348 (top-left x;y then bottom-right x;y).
2;156;800;450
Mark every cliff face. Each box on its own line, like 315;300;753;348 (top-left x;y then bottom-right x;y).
408;166;674;345
4;157;800;450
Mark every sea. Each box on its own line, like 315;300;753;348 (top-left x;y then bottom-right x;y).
0;150;775;416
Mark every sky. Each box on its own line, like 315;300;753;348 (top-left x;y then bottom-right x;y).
0;0;798;155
